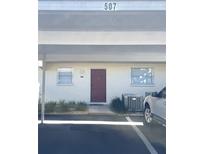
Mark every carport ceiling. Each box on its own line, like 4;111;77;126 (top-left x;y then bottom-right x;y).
38;45;166;62
39;11;165;31
38;45;166;55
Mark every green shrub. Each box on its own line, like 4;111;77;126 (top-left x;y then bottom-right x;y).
55;100;68;113
76;101;88;111
45;101;57;113
38;100;88;113
38;98;41;114
67;101;76;110
110;97;125;113
38;103;41;114
38;98;41;104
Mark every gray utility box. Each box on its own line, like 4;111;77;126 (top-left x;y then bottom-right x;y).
122;94;144;112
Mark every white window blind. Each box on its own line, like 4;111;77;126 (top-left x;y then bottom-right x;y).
131;68;153;85
57;68;73;85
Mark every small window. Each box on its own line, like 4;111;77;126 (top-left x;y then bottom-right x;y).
131;68;153;86
57;68;73;85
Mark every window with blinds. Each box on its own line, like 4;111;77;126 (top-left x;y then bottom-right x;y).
57;68;73;85
131;68;153;86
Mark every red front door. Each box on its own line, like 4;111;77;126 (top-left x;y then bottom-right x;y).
91;69;106;102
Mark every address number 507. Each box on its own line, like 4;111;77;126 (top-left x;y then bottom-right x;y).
104;2;117;11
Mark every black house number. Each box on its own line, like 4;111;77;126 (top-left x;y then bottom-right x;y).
104;2;117;11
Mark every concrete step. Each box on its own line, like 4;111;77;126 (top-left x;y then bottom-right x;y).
88;104;114;115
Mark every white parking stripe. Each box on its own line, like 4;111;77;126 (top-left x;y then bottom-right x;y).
38;120;143;126
126;117;158;154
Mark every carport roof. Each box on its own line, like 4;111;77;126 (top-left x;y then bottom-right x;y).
38;45;166;62
39;10;165;31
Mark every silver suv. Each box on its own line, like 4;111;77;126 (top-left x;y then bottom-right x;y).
143;87;166;124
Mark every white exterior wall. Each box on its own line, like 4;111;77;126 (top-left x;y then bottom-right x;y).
40;62;165;103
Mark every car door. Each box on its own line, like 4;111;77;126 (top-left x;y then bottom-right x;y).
152;88;166;120
155;97;166;120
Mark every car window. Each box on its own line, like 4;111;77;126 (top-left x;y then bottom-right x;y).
161;90;166;98
158;87;166;98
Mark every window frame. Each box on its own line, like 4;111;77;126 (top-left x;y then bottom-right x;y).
56;68;73;86
130;67;154;86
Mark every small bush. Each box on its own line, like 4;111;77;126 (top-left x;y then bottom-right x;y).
76;101;88;111
55;100;68;113
38;103;41;114
67;101;76;110
38;98;41;114
110;97;125;113
39;100;88;113
45;101;57;113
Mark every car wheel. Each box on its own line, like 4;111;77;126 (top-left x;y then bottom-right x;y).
144;107;152;123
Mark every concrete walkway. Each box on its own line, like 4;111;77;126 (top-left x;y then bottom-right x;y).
88;104;114;114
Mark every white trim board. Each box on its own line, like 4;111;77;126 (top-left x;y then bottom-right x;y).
39;1;166;11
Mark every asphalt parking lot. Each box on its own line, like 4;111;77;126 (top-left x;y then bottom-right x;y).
38;115;166;154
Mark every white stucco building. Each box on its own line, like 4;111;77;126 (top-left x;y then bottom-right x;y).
38;0;166;104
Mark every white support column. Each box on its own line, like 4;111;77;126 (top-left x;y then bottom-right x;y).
41;60;46;124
